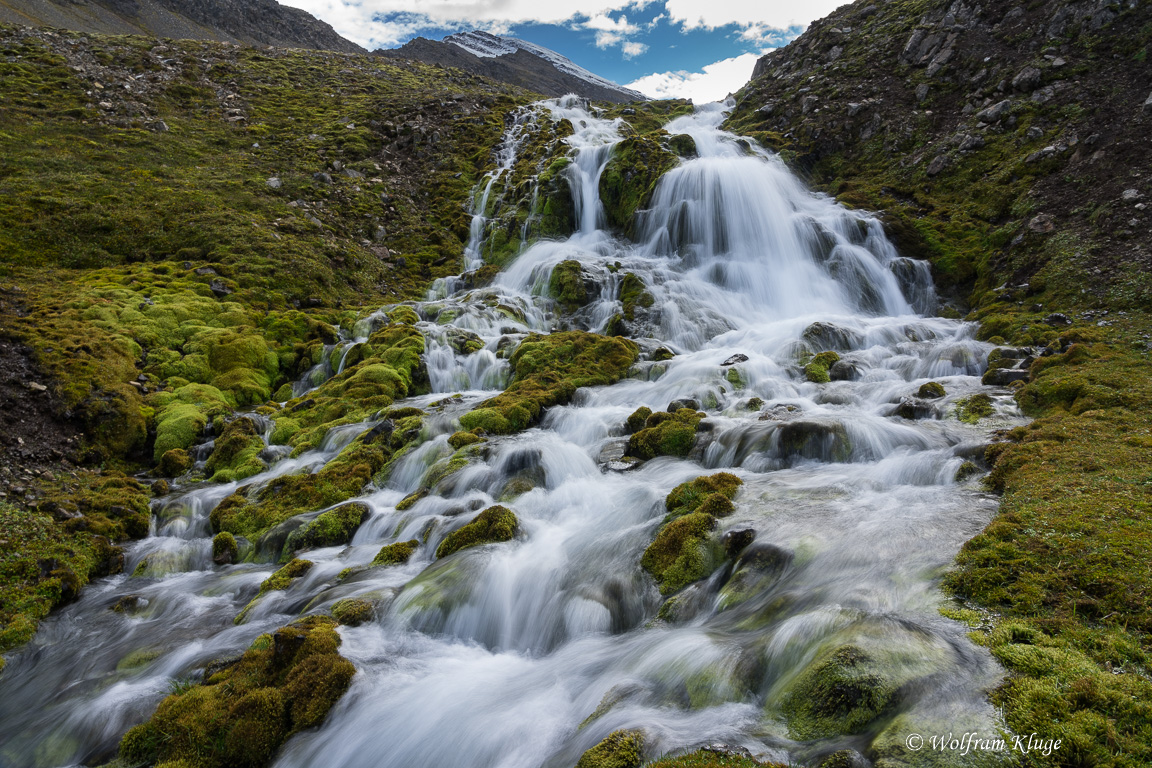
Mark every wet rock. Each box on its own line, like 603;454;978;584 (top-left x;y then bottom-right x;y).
213;531;238;565
895;398;935;420
917;381;945;399
202;653;244;680
817;749;872;768
667;398;699;412
193;266;217;276
111;594;142;613
721;353;749;366
576;730;644;768
722;529;756;559
736;542;793;575
802;322;861;351
651;347;676;361
598;439;628;464
983;368;1030;386
828;360;860;381
776;419;851;463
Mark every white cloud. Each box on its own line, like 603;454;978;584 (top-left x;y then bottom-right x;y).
584;12;639;34
621;41;649;58
663;0;846;30
626;51;759;103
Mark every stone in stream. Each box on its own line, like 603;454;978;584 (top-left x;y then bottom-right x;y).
721;353;749;366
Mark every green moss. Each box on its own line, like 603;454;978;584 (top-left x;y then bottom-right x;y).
548;260;590;311
331;598;374;626
158;448;193;477
152;384;234;461
435;505;519;559
640;512;719;595
619;272;654;320
804;351;841;384
625;406;652;434
917;381;946;399
576;729;645;768
645;750;782;768
280;503;369;562
599;134;679;234
781;645;895;740
118;616;353;768
212;532;238;565
372;539;419;567
235;558;312;624
460;331;638;435
955;393;995;423
664;473;743;519
204;417;266;483
627;409;703;460
447;431;485;450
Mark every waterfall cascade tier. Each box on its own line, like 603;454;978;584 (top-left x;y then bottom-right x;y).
0;98;1021;768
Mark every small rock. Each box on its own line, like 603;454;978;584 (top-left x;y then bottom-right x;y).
722;529;756;559
915;83;930;103
668;398;699;412
1122;189;1141;201
1144;92;1152;115
194;266;217;275
373;226;386;242
267;176;282;189
1028;214;1055;233
1011;66;1042;92
1044;312;1072;326
721;353;749;366
98;101;113;109
983;368;1030;386
28;382;48;392
926;155;950;176
312;172;332;184
847;102;864;116
209;279;233;297
958;134;985;151
344;169;364;179
975;99;1012;123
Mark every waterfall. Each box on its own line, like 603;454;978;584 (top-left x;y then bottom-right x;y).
0;97;1017;768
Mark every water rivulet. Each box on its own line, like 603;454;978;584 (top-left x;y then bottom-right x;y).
0;98;1024;767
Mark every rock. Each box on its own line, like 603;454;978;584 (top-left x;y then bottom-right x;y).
982;368;1030;386
194;266;217;275
1044;312;1072;326
975;99;1012;123
828;360;860;382
667;398;699;412
1011;66;1042;92
312;172;332;184
721;353;749;366
1122;189;1142;201
27;381;47;392
926;155;950;176
914;83;930;103
847;102;864;116
373;225;386;241
266;176;281;189
722;529;756;559
1144;92;1152;115
802;322;861;351
209;279;233;297
895;398;935;420
958;134;985;151
817;749;871;768
1028;214;1055;233
598;439;628;464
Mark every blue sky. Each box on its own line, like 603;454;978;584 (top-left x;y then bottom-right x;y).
280;0;847;102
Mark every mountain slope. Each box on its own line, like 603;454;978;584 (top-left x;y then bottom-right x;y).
381;30;645;104
0;0;363;52
728;2;1152;765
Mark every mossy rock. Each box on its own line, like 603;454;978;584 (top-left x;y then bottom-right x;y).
460;331;639;435
331;598;374;626
618;272;654;320
627;408;703;460
235;559;313;624
625;406;652;434
212;532;238;565
447;431;485;450
776;420;852;463
151;384;233;462
372;539;419;567
917;381;946;399
780;645;896;740
435;505;519;559
158;448;193;477
280;502;370;562
665;472;743;519
599;133;679;234
641;512;719;595
575;729;645;768
955;393;995;423
204;417;266;483
549;260;592;311
118;616;353;768
804;351;841;383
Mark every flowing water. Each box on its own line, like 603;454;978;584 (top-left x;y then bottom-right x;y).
0;98;1024;768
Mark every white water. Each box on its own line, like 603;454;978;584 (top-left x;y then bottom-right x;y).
0;98;1021;768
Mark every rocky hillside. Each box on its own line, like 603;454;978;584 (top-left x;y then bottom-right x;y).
728;1;1152;765
0;0;363;52
381;31;645;104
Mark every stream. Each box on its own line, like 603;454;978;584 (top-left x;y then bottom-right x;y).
0;98;1023;768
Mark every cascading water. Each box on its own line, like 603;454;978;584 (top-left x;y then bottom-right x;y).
0;97;1022;768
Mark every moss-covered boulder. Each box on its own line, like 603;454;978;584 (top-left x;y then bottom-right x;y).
205;417;266;483
576;729;645;768
955;393;995;423
626;408;703;460
804;351;841;383
776;420;851;463
641;512;719;595
151;383;233;462
435;505;519;559
618;272;654;321
212;532;238;565
780;645;896;740
460;331;639;435
624;406;652;434
331;598;374;626
600;134;679;234
235;558;313;624
372;539;419;567
280;502;370;562
917;381;946;399
118;616;354;768
447;431;485;450
549;260;593;311
665;472;743;520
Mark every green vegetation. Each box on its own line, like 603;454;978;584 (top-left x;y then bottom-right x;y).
205;417;266;483
331;598;374;626
435;505;519;559
548;259;591;311
599;135;679;234
664;472;743;521
618;272;654;320
235;558;313;624
917;381;946;399
627;408;703;460
576;729;645;768
644;751;784;768
780;645;896;740
461;331;638;434
372;539;419;567
954;393;995;423
118;616;354;768
641;512;719;595
803;351;840;384
280;503;369;562
212;532;238;565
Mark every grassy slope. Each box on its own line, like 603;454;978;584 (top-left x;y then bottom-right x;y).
0;24;536;663
726;1;1152;764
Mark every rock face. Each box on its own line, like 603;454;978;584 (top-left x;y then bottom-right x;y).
0;0;364;52
380;31;644;103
